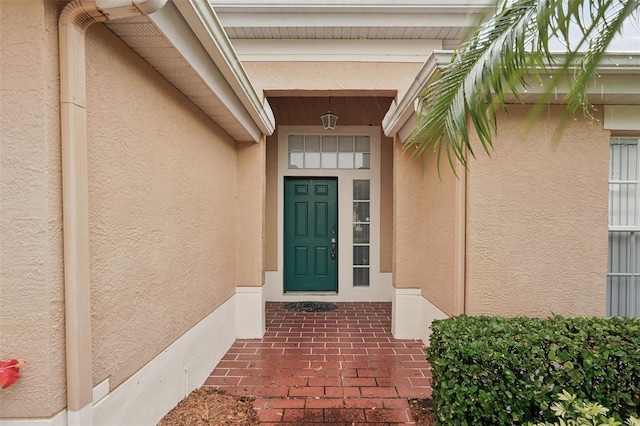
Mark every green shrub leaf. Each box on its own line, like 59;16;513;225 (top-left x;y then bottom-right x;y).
427;315;640;424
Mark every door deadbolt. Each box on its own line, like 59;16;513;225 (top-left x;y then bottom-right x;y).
331;235;336;259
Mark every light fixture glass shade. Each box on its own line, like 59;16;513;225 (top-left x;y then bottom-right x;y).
321;111;338;130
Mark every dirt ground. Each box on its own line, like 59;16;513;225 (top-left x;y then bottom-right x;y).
409;398;436;426
159;388;436;425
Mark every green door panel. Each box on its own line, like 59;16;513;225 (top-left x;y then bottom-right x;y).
284;178;338;292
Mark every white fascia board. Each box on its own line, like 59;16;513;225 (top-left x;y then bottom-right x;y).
543;52;640;73
382;50;452;137
506;55;640;99
605;106;640;131
233;39;442;63
172;0;275;136
148;2;264;142
397;110;418;143
524;73;640;95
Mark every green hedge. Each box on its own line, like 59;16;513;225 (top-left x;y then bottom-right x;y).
427;315;640;425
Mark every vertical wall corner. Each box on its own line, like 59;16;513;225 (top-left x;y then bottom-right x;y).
235;286;266;338
391;287;421;339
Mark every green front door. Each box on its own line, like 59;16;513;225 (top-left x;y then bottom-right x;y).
284;177;338;292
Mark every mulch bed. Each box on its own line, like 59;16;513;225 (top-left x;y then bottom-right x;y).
409;398;437;426
159;388;436;425
158;388;259;426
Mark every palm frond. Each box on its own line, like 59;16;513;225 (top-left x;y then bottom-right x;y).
407;0;639;171
565;0;639;116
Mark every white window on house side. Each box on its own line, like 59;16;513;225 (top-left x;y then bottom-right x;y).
608;137;640;318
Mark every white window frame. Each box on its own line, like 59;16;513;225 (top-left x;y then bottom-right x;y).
353;179;371;287
608;136;640;317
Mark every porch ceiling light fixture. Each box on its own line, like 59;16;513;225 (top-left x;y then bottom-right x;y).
321;98;338;130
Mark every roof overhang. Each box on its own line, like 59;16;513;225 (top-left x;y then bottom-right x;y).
382;50;452;137
383;51;640;139
212;0;495;50
104;0;275;142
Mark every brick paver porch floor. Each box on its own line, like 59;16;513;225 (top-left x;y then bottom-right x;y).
204;302;432;425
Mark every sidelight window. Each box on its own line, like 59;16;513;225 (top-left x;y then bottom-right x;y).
353;180;370;287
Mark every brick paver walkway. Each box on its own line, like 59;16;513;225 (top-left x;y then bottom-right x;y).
204;302;432;425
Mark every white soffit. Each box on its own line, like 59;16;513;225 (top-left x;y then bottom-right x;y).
105;1;274;142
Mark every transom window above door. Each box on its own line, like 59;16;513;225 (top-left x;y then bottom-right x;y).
288;135;370;170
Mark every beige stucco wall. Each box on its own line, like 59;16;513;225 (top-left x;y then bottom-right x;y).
419;153;458;315
243;62;423;101
86;25;238;389
0;0;66;418
466;105;609;317
265;131;279;271
380;134;393;273
392;139;457;315
392;139;426;289
236;138;266;286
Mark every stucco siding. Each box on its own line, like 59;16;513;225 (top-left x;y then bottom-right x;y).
380;134;393;273
243;62;422;99
86;25;237;389
0;0;66;418
236;139;266;287
419;154;457;315
392;140;456;315
265;132;278;271
392;140;425;289
466;105;609;317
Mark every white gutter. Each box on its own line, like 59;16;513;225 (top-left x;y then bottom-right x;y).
382;51;452;138
59;1;167;424
146;2;263;142
172;0;276;139
542;51;640;73
95;0;167;18
383;51;640;139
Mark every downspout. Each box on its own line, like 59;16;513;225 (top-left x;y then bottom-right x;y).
58;1;167;424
